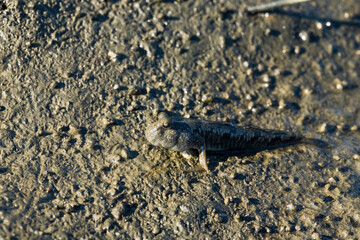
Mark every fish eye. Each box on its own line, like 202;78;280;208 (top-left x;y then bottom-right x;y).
162;122;170;128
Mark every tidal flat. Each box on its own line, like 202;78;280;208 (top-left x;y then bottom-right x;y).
0;0;359;239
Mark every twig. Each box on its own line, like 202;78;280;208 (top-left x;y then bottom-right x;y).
247;0;312;14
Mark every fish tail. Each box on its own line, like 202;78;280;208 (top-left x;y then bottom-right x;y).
301;138;330;148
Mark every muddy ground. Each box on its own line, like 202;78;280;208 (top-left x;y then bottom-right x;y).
0;0;360;239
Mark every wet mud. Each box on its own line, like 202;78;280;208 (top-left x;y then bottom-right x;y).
0;0;360;239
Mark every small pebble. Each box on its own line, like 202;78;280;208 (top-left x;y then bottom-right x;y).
234;213;241;222
120;149;129;159
247;101;255;110
328;177;336;183
264;28;271;36
85;138;97;149
229;172;238;179
272;68;281;76
265;99;273;107
113;84;120;90
261;74;270;83
303;88;312;95
257;63;265;72
246;68;253;76
334;78;348;90
298;31;309;42
218;35;225;49
201;94;214;103
175;221;185;233
251;104;265;114
324;43;333;55
224;196;233;205
315;21;323;30
127;102;140;111
152;226;161;235
111;208;121;220
278;99;286;110
318;123;326;133
311;232;320;240
286;203;295;211
350;125;359;131
69;125;84;135
282;45;291;54
245;94;255;101
93;214;103;222
109;154;121;164
101;116;116;127
179;205;189;213
181;98;190;107
107;188;116;196
344;12;351;19
142;143;150;152
108;51;118;62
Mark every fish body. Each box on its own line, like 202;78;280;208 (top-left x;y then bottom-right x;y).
145;112;326;171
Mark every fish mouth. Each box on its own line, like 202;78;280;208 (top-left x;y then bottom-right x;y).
145;125;160;146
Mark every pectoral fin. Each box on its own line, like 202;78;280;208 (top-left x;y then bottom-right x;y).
199;146;209;171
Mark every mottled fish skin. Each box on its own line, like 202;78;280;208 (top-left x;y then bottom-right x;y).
145;113;326;171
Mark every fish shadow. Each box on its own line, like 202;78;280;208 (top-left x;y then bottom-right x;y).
206;150;263;170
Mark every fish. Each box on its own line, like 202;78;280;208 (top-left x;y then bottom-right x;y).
145;112;328;171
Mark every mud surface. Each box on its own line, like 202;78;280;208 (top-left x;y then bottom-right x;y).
1;0;360;239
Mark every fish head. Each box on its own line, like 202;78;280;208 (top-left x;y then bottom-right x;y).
145;113;182;150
